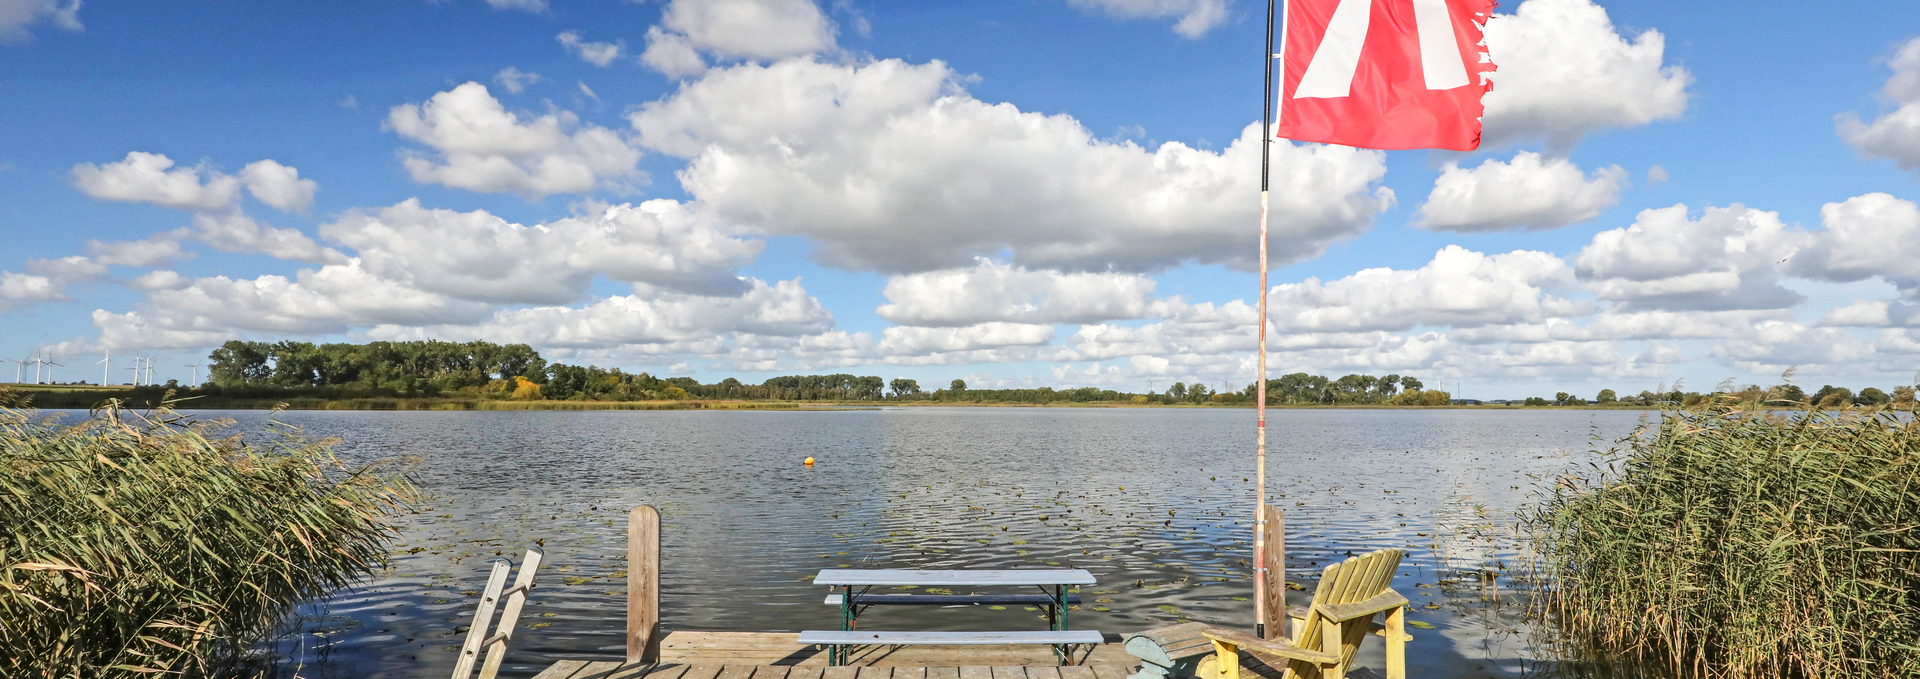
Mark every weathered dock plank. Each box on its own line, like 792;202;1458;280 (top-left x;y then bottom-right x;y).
544;630;1138;679
534;660;593;679
657;631;1133;668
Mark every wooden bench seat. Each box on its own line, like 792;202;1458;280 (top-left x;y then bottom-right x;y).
825;594;1083;606
798;631;1107;647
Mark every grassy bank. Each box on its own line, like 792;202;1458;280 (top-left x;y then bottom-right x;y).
1525;403;1920;678
0;398;415;677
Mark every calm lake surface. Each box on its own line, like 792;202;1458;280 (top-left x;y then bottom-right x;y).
88;407;1654;678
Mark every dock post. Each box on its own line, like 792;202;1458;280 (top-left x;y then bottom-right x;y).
1260;503;1286;640
628;505;661;665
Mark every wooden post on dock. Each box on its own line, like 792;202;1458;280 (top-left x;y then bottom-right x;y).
628;505;661;664
1260;503;1286;640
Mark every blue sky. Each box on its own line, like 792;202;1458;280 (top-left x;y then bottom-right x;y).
2;0;1918;399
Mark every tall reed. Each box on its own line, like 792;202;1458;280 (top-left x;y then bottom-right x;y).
1525;402;1919;678
0;399;415;677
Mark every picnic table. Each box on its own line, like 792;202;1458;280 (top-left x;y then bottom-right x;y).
799;569;1103;666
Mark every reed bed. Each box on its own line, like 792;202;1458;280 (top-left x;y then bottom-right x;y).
1525;402;1920;678
0;399;415;677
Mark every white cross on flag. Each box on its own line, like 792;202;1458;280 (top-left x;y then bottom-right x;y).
1278;0;1498;151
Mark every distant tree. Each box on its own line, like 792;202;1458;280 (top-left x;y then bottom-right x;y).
1768;384;1807;404
950;379;967;392
207;340;272;387
1524;396;1550;406
1400;376;1424;391
1376;375;1401;398
1555;392;1574;406
889;378;921;397
1858;387;1891;406
1813;385;1855;408
1596;389;1618;404
1168;382;1187;400
1894;385;1917;406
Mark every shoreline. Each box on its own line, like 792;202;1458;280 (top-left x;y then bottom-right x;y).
0;384;1764;411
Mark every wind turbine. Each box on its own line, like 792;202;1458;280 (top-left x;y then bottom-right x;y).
126;360;142;386
41;350;61;385
184;360;201;386
99;350;111;386
145;356;156;386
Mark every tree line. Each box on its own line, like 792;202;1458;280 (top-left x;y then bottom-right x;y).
1522;383;1919;408
188;340;1470;406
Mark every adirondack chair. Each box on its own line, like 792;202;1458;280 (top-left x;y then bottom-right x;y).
1199;548;1411;679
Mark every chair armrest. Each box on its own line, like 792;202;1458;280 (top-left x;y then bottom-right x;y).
1313;591;1410;623
1199;627;1340;665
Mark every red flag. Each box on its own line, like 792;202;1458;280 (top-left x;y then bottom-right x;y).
1277;0;1498;151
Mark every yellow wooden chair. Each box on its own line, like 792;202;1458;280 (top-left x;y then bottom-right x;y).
1199;548;1411;679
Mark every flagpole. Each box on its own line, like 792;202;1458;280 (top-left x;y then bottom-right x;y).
1253;0;1276;640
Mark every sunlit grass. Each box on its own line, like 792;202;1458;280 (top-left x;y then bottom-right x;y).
0;396;415;677
1526;400;1920;678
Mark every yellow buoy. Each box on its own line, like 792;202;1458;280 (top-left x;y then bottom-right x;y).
803;456;815;466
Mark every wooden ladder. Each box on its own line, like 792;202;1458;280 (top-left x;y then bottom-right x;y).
451;548;546;679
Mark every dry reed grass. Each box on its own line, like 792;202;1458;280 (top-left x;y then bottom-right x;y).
0;397;415;677
1525;400;1919;678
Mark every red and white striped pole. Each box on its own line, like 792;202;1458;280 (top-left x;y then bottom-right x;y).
1253;0;1277;640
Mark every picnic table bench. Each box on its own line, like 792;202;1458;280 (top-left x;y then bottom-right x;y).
800;569;1102;667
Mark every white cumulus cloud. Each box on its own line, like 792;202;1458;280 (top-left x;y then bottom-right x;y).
72;152;241;212
239;159;317;213
493;66;544;94
1838;37;1920;173
0;0;81;44
387;82;646;198
631;57;1393;274
318;197;762;304
877;260;1173;326
557;31;623;67
660;0;836;61
183;211;345;264
86;236;195;268
1481;0;1692;148
374;278;833;347
1791;192;1920;297
69;152;340;263
641;26;708;77
108;264;494;338
1418;151;1627;232
1269;246;1579;333
1066;0;1229;39
1576;204;1808;311
485;0;548;11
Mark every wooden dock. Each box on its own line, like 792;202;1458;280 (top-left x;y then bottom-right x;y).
530;631;1304;679
487;507;1300;679
532;631;1139;679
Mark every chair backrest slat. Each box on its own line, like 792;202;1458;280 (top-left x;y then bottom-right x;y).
1277;548;1405;679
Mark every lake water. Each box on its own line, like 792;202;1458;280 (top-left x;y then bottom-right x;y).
98;407;1653;679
